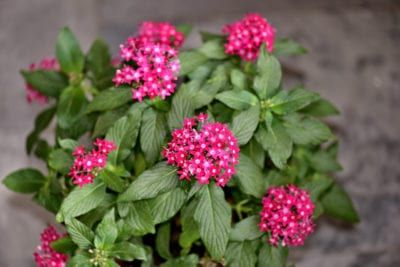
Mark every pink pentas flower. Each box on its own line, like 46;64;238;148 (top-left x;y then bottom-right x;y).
163;114;239;186
138;21;184;48
25;58;60;104
259;185;315;247
223;13;276;61
113;38;180;102
33;225;67;267
69;139;116;187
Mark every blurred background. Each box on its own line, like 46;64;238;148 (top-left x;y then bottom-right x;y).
0;0;399;266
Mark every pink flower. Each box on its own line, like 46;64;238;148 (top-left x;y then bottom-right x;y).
223;13;276;61
138;21;184;48
25;58;59;104
259;185;315;247
163;114;239;186
69;139;116;187
113;38;180;102
33;225;67;267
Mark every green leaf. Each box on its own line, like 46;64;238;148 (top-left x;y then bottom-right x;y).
86;39;114;90
156;223;172;260
232;105;260;145
179;199;200;250
105;260;120;267
253;47;282;99
26;106;56;154
270;88;320;115
149;188;186;224
56;27;85;73
194;184;231;260
230;215;263;241
230;69;247;90
111;242;147;261
125;201;155;235
193;64;230;108
255;121;293;169
79;194;115;228
21;70;68;97
273;38;308;57
57;86;88;129
33;139;51;161
308;150;342;172
65;217;95;249
3;168;46;193
97;169;125;193
225;241;257;267
94;209;118;248
301;174;333;202
161;255;199;267
87;87;131;113
51;236;77;254
234;153;265;198
176;24;193;38
106;108;142;165
179;51;208;76
58;181;107;221
92;106;128;138
67;253;91;267
241;138;265;169
58;138;78;151
48;149;73;175
200;31;224;42
258;243;288;267
321;183;360;223
33;187;63;213
284;114;333;145
118;162;178;202
167;84;195;131
301;98;340;117
199;39;227;60
216;90;258;110
140;108;166;164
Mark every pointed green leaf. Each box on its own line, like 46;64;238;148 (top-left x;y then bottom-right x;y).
111;242;147;261
3;168;46;193
58;181;107;220
156;223;172;260
321;183;360;223
160;254;199;267
87;87;132;113
179;198;200;250
301;98;340;117
21;70;68;97
273;38;308;57
199;39;227;60
65;217;95;249
253;47;282;99
167;84;195;131
230;215;263;241
97;169;125;193
51;236;77;254
216;90;258;110
234;153;265;198
149;188;186;224
258;243;288;267
48;149;73;175
225;241;257;267
94;209;118;248
58;138;79;151
57;86;88;129
26;105;56;154
194;184;231;260
230;69;247;90
86;39;114;90
179;51;208;76
241;138;265;169
270;88;320;115
125;201;155;235
56;27;85;73
232;105;260;145
141;108;166;164
92;106;128;138
118;162;178;202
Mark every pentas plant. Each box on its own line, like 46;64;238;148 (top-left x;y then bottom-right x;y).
3;14;360;267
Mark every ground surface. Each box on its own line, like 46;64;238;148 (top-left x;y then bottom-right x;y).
0;0;399;266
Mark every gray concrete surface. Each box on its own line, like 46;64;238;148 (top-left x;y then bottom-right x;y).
0;0;399;266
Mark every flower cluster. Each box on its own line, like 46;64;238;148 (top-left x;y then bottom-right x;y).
26;58;59;104
113;21;183;102
113;40;180;101
259;185;315;247
223;13;275;61
163;114;239;186
33;226;67;267
69;139;116;187
138;21;184;48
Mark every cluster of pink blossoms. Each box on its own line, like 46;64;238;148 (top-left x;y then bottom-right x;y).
259;185;315;247
33;226;67;267
113;21;183;102
69;139;116;187
26;58;59;104
163;114;239;186
138;21;184;48
223;13;276;61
